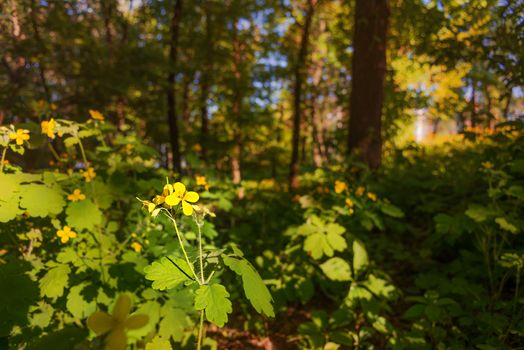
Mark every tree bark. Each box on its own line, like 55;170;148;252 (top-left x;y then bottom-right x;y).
199;7;212;161
289;0;315;189
469;79;478;127
231;18;243;185
347;0;389;169
166;0;183;173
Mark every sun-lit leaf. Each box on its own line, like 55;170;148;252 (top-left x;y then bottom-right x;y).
65;199;102;231
143;257;192;291
320;257;351;281
222;255;274;317
194;283;232;327
39;264;71;300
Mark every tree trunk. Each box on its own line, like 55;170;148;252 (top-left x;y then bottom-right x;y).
311;19;326;168
231;19;243;185
199;7;212;161
469;79;477;127
503;89;512;120
30;0;52;106
347;0;389;169
166;0;183;173
181;72;192;129
289;0;315;189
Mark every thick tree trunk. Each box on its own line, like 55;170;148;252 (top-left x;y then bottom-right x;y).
347;0;389;169
289;0;315;189
166;0;183;173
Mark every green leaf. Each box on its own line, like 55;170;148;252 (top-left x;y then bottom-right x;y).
424;304;442;322
19;184;65;218
380;203;405;218
144;257;192;291
0;259;39;336
0;198;22;222
66;284;96;319
320;257;351;281
30;302;54;329
39;264;71;299
403;304;425;319
158;308;189;342
495;217;519;234
465;204;494;222
222;256;275;317
352;240;368;274
146;337;172;350
66;199;102;231
27;326;88;350
194;283;232;327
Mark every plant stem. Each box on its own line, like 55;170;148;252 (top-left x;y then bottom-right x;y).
169;215;200;283
0;147;7;173
197;309;205;350
197;222;205;284
77;137;89;166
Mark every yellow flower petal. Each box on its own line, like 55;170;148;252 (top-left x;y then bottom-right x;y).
182;201;193;216
184;191;199;203
60;236;69;243
124;314;149;330
163;184;173;195
112;295;132;323
87;311;114;335
164;193;181;206
173;182;186;194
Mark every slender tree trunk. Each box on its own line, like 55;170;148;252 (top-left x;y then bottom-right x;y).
181;72;192;128
231;19;243;185
199;8;212;161
347;0;389;169
166;0;183;173
311;19;326;168
469;79;478;127
503;89;512;120
289;0;315;189
30;0;52;106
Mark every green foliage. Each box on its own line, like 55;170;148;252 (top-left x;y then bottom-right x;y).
144;257;192;291
222;255;275;317
194;284;232;327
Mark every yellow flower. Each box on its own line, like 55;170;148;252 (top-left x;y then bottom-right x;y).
89;109;104;121
192;143;202;153
482;161;493;169
367;192;377;202
196;175;209;190
196;175;207;186
87;295;149;350
131;242;142;252
67;189;86;202
164;182;199;216
41;119;57;139
334;180;348;194
345;198;354;208
355;186;365;197
56;226;77;243
9;129;30;145
82;167;96;182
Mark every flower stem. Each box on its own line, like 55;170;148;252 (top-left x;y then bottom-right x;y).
169;215;200;283
197;222;205;284
77;137;89;166
0;147;7;173
197;309;205;350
